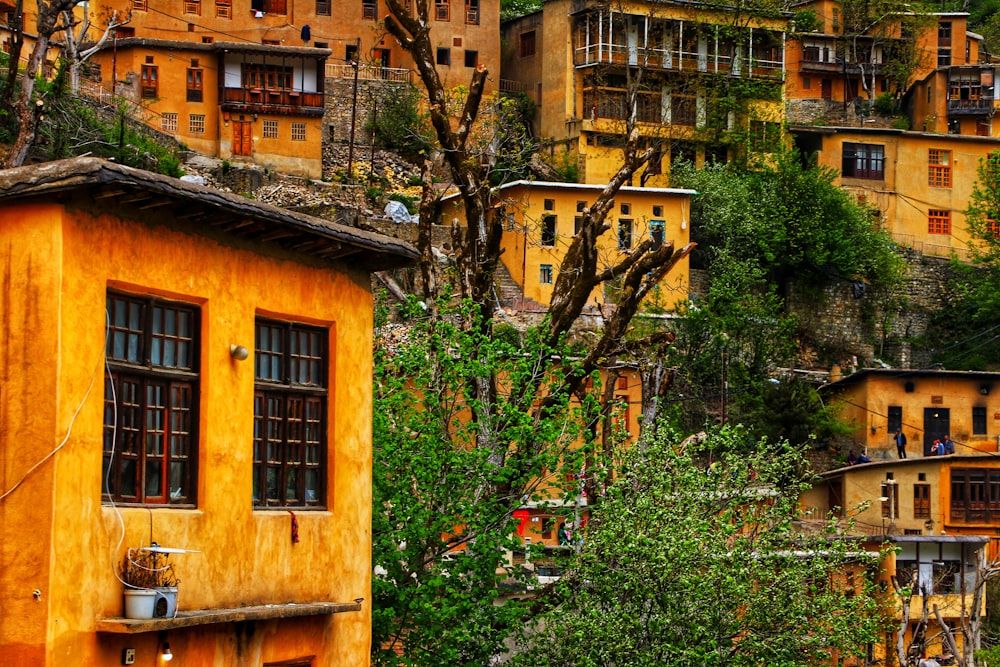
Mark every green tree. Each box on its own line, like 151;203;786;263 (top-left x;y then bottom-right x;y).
513;425;890;667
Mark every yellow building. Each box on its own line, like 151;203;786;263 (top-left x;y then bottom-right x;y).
793;125;1000;259
501;0;790;185
87;38;330;178
444;180;694;312
0;157;417;665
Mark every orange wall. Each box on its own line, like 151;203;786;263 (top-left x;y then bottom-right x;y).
0;200;375;665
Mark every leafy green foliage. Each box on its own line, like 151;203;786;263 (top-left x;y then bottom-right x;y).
369;83;433;161
500;0;542;21
372;297;604;665
512;425;890;667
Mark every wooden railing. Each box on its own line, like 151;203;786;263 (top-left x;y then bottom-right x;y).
222;87;324;111
325;63;413;83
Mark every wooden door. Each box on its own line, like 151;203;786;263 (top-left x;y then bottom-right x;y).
233;121;252;156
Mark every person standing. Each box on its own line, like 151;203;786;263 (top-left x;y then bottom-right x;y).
894;429;907;459
942;434;955;455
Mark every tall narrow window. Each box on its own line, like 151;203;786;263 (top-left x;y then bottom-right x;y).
541;215;556;246
539;264;553;284
520;31;536;57
435;0;450;20
914;484;931;519
973;406;987;434
888;406;902;434
466;0;479;24
618;219;633;250
436;47;451;66
928;149;952;187
140;64;158;99
103;291;199;505
362;0;377;20
881;482;899;519
254;318;328;508
186;68;203;102
650;220;665;249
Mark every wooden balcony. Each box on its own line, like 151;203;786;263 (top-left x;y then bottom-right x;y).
573;43;784;81
222;87;324;116
947;97;996;116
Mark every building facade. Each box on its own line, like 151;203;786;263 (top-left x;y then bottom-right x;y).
0;157;416;665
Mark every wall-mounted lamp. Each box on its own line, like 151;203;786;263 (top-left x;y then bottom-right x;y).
871;425;878;434
981;385;991;396
161;641;173;662
230;344;250;361
252;113;259;122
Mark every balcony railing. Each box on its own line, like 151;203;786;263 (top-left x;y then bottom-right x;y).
222;87;324;115
947;97;995;115
573;42;783;79
325;63;413;83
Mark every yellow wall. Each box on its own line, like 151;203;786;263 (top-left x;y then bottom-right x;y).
480;183;691;311
0;198;376;665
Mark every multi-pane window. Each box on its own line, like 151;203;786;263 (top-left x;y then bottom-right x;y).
914;483;931;519
189;114;206;134
291;123;306;141
618;219;633;250
254;319;327;508
263;119;279;139
184;0;200;14
466;0;479;24
140;64;158;99
541;215;556;246
362;0;376;19
539;264;553;284
842;143;885;179
950;468;1000;522
242;64;293;90
928;209;951;235
103;292;198;505
216;0;232;17
520;31;536;57
161;113;178;133
928;149;952;187
973;406;987;434
186;68;203;102
435;0;450;20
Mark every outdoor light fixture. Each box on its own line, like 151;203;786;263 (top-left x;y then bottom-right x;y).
161;642;173;662
230;344;250;361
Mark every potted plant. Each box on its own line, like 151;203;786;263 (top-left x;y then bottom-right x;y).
119;545;180;619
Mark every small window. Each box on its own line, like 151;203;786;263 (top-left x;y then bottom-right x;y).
189;114;206;134
263;119;279;139
929;149;952;187
216;0;232;17
574;216;583;235
620;203;630;215
576;201;586;212
184;0;200;14
618;219;633;250
464;50;478;67
803;76;811;90
133;0;148;10
186;68;203;102
544;198;555;211
541;215;556;247
161;113;178;133
291;123;306;141
520;31;536;57
928;209;951;235
466;0;479;23
436;47;451;66
103;291;199;505
881;482;899;518
362;0;377;20
346;44;358;63
539;264;553;284
435;0;450;20
317;0;331;15
254;318;328;508
973;406;987;434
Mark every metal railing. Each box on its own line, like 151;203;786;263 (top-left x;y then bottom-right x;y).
890;231;971;262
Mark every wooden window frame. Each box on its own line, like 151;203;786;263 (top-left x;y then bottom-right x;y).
541;215;556;247
262;119;279;139
291;122;306;141
435;0;450;21
253;318;328;509
914;483;931;519
973;406;988;435
928;209;951;235
186;68;203;102
465;0;479;24
103;291;199;506
842;142;885;180
161;113;178;133
189;114;206;134
362;0;377;20
140;64;158;99
520;30;536;57
539;264;553;284
928;149;952;187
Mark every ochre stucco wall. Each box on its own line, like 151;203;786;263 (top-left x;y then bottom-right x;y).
0;199;374;666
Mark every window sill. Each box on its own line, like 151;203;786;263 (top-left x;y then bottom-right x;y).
96;601;361;634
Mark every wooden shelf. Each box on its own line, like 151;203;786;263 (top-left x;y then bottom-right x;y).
96;601;362;634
